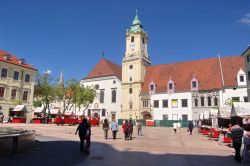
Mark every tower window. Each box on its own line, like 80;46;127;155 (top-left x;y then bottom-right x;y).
131;36;134;42
129;88;132;94
142;37;145;44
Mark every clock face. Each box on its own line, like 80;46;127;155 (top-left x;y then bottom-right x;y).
130;42;135;50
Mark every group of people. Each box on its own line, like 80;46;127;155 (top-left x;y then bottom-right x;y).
102;119;119;140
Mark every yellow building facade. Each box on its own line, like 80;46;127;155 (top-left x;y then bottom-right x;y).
0;50;37;121
121;13;151;119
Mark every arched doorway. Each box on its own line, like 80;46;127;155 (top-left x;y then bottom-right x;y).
141;111;152;120
93;113;99;118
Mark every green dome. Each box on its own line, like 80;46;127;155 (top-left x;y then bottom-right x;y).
129;10;144;32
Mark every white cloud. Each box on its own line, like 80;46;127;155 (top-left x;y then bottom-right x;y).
43;69;52;75
240;13;250;25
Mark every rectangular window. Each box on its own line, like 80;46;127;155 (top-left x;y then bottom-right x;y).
194;98;198;107
163;115;168;120
169;83;173;90
23;91;28;101
182;115;188;120
232;97;240;102
240;75;244;82
248;72;250;81
247;55;250;62
244;97;248;102
171;99;178;108
101;109;106;117
162;100;168;108
13;71;19;80
143;101;148;108
181;99;188;107
153;100;159;108
11;89;17;99
1;68;8;78
25;74;30;82
0;87;4;97
192;81;197;88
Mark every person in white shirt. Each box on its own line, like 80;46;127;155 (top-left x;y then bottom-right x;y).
173;123;177;134
177;122;181;134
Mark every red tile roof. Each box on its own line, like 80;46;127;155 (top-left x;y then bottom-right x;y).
84;58;122;80
142;56;245;93
0;50;37;71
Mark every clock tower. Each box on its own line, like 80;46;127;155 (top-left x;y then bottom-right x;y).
121;11;151;120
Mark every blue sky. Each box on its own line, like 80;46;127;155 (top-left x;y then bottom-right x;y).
0;0;250;81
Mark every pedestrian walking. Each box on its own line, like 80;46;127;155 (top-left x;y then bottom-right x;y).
75;118;91;155
128;119;134;140
188;121;194;135
177;121;181;134
0;106;3;123
231;120;244;163
173;123;177;134
111;120;118;140
122;120;129;140
102;119;109;140
136;120;142;136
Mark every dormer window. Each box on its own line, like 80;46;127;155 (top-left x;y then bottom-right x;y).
149;81;156;94
237;69;246;86
191;75;198;91
169;83;173;90
240;75;244;82
167;78;174;93
4;54;11;60
19;58;25;64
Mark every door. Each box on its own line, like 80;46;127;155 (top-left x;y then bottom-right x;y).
111;113;116;121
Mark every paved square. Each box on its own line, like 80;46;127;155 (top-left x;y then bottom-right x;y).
0;124;240;166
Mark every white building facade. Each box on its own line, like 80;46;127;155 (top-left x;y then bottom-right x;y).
80;58;122;122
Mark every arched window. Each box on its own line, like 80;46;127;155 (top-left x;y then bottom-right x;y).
112;90;116;103
214;97;218;106
100;90;104;103
194;98;198;107
131;36;134;42
129;88;133;94
201;96;204;106
207;96;211;106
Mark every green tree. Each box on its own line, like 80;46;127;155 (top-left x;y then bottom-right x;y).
34;73;55;123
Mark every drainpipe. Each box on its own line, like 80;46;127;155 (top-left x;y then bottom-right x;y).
218;55;225;107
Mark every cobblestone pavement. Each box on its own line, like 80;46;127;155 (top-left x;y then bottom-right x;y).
0;124;242;166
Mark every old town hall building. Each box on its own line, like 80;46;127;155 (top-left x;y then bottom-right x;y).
81;13;248;121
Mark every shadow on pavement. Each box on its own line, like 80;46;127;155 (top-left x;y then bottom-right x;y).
0;139;243;166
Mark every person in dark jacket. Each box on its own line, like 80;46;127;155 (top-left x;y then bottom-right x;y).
128;119;134;140
188;121;194;135
75;118;91;154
